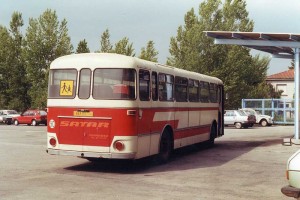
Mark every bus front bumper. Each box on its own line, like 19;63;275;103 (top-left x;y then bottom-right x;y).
281;185;300;199
46;148;136;159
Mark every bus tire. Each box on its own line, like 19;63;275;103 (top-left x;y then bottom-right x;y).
207;123;217;147
157;130;173;163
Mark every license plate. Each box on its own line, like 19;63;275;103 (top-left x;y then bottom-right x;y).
73;111;94;117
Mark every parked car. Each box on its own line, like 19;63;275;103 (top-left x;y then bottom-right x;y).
281;149;300;199
240;108;273;127
0;110;20;125
12;109;47;126
224;110;256;129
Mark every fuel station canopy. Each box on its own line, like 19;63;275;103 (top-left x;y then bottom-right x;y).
205;31;300;142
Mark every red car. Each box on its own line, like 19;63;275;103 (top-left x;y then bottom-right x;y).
13;109;47;126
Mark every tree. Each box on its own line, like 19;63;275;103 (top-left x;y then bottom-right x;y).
0;12;30;111
139;40;159;62
99;29;113;53
76;39;90;53
0;26;12;109
168;0;271;109
23;9;73;109
113;37;135;56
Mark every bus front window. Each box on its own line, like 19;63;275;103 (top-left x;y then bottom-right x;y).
93;69;136;100
48;69;77;99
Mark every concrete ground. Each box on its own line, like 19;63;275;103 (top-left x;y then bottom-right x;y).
0;125;298;200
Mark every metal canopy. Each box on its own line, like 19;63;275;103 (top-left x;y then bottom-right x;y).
205;31;300;59
205;31;300;142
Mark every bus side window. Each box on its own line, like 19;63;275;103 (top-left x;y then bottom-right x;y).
78;69;91;99
139;70;150;101
152;72;158;101
175;76;188;102
188;79;199;102
199;81;210;103
210;83;217;103
159;73;174;101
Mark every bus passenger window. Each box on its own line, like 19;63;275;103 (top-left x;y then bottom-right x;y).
175;76;188;102
189;79;199;102
152;72;158;101
78;69;91;99
139;70;150;101
199;81;210;103
210;83;217;103
93;68;136;100
158;73;174;101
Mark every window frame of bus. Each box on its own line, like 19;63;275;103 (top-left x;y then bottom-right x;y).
139;69;150;101
78;68;92;99
175;76;188;102
92;68;136;100
188;79;199;102
151;72;158;101
48;69;77;99
158;73;174;102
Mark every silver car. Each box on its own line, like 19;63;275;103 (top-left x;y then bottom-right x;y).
0;110;20;125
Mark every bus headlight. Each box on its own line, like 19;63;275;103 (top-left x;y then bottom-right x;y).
49;119;55;128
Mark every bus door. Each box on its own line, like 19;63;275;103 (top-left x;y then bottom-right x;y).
218;85;224;136
137;69;152;157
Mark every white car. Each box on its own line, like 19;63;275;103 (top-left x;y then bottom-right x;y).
281;149;300;199
224;110;256;129
240;108;273;127
0;110;20;124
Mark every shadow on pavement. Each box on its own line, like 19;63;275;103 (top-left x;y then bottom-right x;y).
64;139;271;174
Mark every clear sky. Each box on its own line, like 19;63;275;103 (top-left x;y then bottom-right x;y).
1;0;300;75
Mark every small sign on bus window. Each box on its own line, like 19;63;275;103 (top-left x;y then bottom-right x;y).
60;80;74;96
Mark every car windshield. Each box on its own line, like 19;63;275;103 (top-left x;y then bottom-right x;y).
238;110;247;116
7;110;18;114
247;110;256;115
39;111;47;116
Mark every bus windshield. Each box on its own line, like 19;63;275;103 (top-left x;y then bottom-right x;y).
48;69;77;99
48;68;136;100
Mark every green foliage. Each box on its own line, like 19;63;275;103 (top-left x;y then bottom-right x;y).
0;12;30;111
23;9;73;109
76;39;90;53
168;0;272;109
99;29;113;53
113;37;135;56
139;41;159;62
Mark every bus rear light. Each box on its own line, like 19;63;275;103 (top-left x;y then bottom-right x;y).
49;138;57;147
114;141;125;151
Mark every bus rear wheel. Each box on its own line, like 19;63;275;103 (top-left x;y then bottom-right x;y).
157;130;173;163
207;123;217;147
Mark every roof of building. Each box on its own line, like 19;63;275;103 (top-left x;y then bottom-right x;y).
266;69;294;80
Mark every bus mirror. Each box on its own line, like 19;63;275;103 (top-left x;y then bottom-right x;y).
225;93;229;100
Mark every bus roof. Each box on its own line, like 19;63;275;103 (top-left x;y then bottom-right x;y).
50;53;223;85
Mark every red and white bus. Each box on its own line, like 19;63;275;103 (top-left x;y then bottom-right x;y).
46;53;224;162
